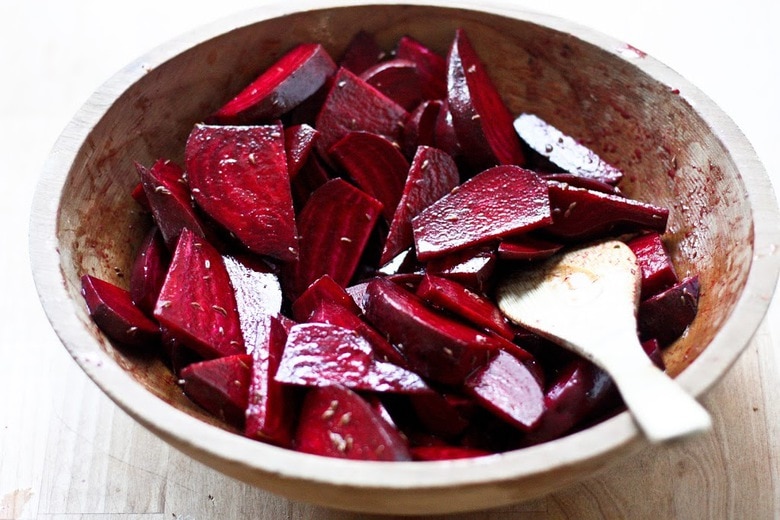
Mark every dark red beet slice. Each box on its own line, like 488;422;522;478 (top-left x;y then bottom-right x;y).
395;35;447;100
496;234;562;261
245;315;297;447
294;385;411;461
360;58;422;111
223;255;283;352
465;350;545;432
210;43;337;124
520;358;617;446
513;113;623;185
292;274;363;322
131;181;150;210
447;28;525;170
412;165;551;260
275;323;429;394
81;274;160;349
363;278;500;385
290;152;331;211
185;123;298;262
153;229;245;359
328;131;409;221
137;159;206;250
314;67;408;158
411;446;490;461
288;178;383;299
285;124;319;178
339;30;385;74
542;173;622;195
425;245;497;294
638;275;700;346
401;99;442;158
544;180;668;241
417;274;514;340
160;327;202;376
180;354;252;429
129;226;169;316
433;100;462;163
381;146;460;265
627;232;679;300
410;391;476;438
642;338;665;370
308;299;407;367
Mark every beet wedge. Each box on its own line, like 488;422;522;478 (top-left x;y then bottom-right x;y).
180;354;252;429
360;58;422;111
513;113;623;185
544;180;668;240
401;99;442;158
425;245;497;294
627;232;679;300
381;145;459;265
153;229;245;359
294;385;412;461
328;131;409;221
137;158;206;250
638;275;700;346
464;349;545;432
416;273;514;340
497;234;562;261
395;35;447;100
291;274;362;323
338;30;385;74
412;165;551;260
285;123;320;178
287;178;383;299
275;323;429;394
314;67;408;158
81;274;160;349
210;43;337;124
185;123;298;262
363;278;501;385
129;226;170;316
245;315;297;447
447;28;525;170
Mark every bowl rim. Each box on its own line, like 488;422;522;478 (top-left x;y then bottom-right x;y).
28;0;780;502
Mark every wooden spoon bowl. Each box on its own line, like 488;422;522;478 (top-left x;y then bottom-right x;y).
29;1;780;514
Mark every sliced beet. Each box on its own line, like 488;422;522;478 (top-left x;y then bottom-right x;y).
137;158;206;250
210;43;337;124
275;323;429;394
627;232;679;300
417;273;514;340
411;446;490;461
410;391;476;438
412;165;551;260
360;58;422;111
401;99;442;158
223;254;283;353
338;30;385;74
285;123;319;178
308;299;407;367
290;152;331;211
179;354;252;429
129;226;169;316
327;131;409;221
291;274;363;322
395;35;447;100
464;350;545;432
81;274;160;349
542;173;622;195
153;229;245;359
642;338;666;370
287;178;383;299
185;123;298;262
544;180;668;240
496;234;562;261
433;100;462;163
245;315;297;447
513;113;623;185
447;28;525;170
363;278;500;386
425;245;497;294
294;385;411;461
131;181;150;211
314;67;408;158
381;145;460;265
638;275;700;346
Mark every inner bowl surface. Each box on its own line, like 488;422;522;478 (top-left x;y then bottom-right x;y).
30;1;780;514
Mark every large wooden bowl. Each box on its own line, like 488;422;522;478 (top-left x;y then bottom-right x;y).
29;0;780;514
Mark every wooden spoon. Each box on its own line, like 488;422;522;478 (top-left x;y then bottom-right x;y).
497;240;711;442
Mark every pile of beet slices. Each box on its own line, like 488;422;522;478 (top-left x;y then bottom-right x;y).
81;29;700;461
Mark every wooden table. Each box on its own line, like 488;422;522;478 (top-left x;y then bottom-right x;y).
3;1;779;518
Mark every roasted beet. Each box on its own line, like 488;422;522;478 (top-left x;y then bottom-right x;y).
412;165;551;260
210;43;337;124
638;276;700;346
360;58;422;111
338;30;385;74
185;123;299;262
285;124;320;178
425;245;497;293
496;234;562;261
395;35;447;100
627;232;679;300
180;354;252;429
291;274;363;322
401;100;442;158
129;226;169;316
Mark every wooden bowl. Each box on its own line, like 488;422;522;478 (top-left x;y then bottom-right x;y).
29;1;780;514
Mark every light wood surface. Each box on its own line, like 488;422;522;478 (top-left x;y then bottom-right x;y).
3;0;780;518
